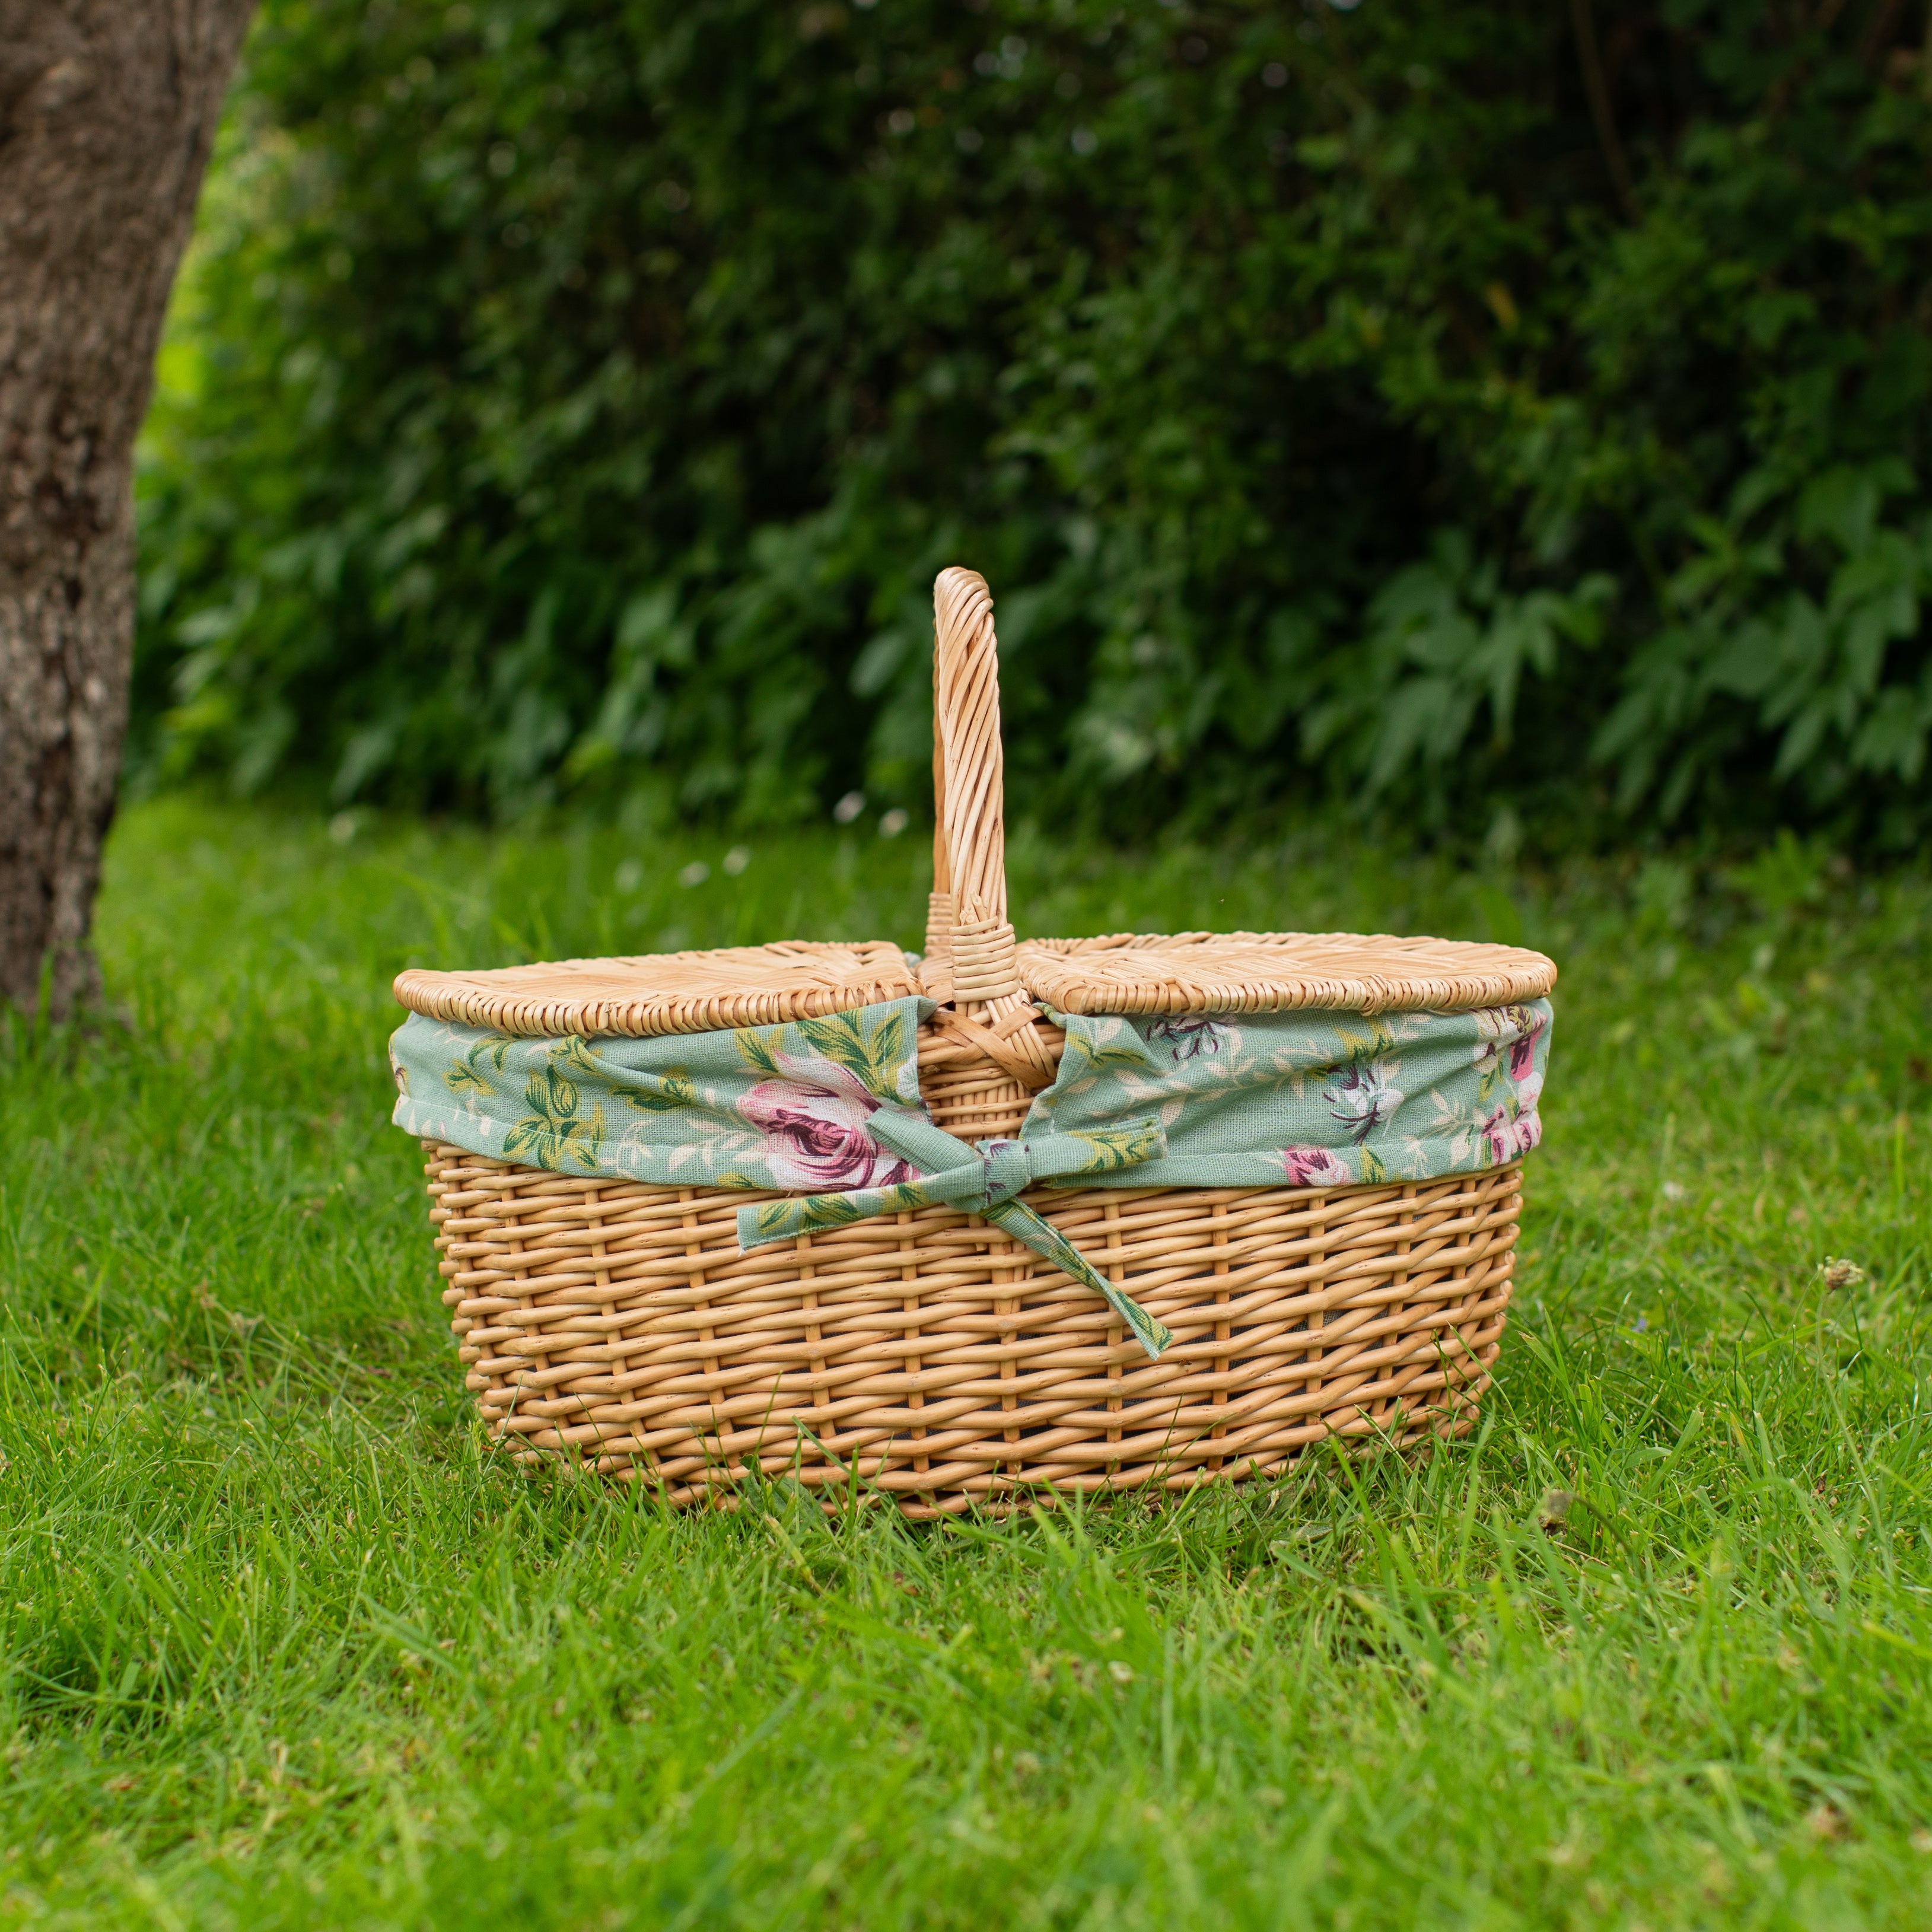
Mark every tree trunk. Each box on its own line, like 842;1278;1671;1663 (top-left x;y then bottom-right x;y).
0;0;255;1018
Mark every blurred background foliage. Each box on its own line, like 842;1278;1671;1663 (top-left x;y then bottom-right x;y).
133;0;1932;846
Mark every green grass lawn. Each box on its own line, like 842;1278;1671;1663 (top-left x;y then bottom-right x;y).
4;797;1931;1930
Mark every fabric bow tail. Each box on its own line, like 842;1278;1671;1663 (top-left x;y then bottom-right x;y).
734;1109;1174;1360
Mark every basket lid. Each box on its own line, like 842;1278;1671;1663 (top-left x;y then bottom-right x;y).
393;940;918;1039
1017;931;1556;1018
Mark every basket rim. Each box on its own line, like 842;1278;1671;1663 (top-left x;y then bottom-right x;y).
393;938;919;1039
394;927;1558;1037
1017;930;1557;1017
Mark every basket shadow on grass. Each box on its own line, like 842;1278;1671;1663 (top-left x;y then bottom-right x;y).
1;798;1930;1927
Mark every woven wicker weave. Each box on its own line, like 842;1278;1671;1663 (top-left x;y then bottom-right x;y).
399;565;1552;1510
424;1149;1519;1514
394;939;918;1040
1018;931;1556;1018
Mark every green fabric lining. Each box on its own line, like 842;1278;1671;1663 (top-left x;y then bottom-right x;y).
389;986;1552;1366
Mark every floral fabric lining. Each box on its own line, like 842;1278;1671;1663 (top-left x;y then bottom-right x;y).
1031;1000;1551;1191
389;991;1552;1363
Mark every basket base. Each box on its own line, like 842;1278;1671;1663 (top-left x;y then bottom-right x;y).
422;1147;1520;1515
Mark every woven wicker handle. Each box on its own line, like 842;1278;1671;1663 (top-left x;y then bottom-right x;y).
906;569;1060;1100
919;568;1059;1083
930;567;1017;1000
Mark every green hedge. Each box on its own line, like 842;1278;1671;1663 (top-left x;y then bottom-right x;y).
134;0;1932;844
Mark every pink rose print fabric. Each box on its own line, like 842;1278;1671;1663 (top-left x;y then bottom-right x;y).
1282;1146;1354;1188
740;1061;912;1192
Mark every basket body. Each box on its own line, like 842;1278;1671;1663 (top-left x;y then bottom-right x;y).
397;565;1551;1510
423;1142;1519;1514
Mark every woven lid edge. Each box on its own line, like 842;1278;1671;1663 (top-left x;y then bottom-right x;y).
1016;930;1557;1016
392;940;919;1039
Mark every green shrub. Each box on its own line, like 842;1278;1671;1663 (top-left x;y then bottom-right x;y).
134;0;1932;842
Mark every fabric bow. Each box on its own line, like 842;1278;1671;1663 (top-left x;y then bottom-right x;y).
735;1109;1173;1360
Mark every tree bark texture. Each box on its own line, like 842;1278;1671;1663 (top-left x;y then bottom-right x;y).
0;0;254;1017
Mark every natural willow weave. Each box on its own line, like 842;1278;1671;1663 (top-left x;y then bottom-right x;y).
424;1149;1520;1512
1018;931;1556;1019
399;565;1553;1511
394;938;918;1040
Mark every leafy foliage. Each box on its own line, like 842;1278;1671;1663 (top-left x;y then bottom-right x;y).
135;0;1932;841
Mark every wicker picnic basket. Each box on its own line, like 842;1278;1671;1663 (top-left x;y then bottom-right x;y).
394;568;1555;1515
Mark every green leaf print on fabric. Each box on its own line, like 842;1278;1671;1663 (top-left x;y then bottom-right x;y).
608;1070;702;1113
1065;1122;1166;1172
443;1028;519;1094
551;1034;716;1119
791;1007;915;1103
502;1062;603;1172
733;1028;787;1080
751;1190;868;1243
746;1177;944;1246
1059;1019;1160;1083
